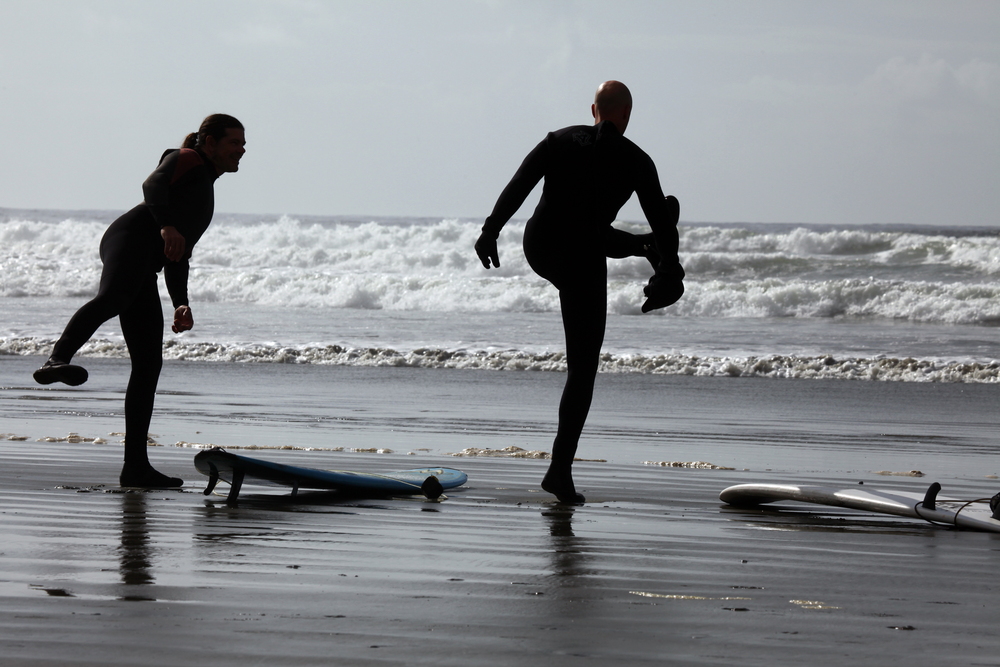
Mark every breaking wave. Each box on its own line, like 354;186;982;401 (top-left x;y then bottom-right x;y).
3;336;997;384
3;211;999;325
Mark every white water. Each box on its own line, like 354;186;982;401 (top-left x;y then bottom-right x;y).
2;209;998;382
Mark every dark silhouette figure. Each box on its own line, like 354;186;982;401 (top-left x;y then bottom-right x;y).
33;114;246;488
476;81;684;504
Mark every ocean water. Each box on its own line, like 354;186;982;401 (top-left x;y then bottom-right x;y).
2;207;998;383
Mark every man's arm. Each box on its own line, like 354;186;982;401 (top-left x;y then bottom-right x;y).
476;136;548;268
634;157;684;311
634;160;682;274
639;194;684;312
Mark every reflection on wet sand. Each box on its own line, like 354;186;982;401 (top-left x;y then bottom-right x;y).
543;505;583;579
118;492;155;601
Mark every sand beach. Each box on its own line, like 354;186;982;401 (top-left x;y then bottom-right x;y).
2;354;999;666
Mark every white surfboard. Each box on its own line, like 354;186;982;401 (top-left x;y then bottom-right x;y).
720;482;1000;533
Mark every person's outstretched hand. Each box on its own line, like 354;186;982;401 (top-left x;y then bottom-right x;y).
172;305;193;333
475;232;500;269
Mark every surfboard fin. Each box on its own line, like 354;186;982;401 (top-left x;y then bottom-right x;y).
226;469;245;504
421;475;444;500
922;482;941;511
203;464;220;496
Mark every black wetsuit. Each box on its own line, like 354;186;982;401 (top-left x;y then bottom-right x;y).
482;121;682;477
52;148;218;465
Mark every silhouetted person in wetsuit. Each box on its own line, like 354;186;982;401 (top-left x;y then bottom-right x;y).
476;81;684;504
33;114;246;489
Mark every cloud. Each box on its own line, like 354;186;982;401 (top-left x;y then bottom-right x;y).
866;53;1000;106
954;58;1000;105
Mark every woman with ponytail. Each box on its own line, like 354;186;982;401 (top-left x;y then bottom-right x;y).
33;114;246;488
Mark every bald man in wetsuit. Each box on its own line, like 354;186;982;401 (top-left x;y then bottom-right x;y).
475;81;684;504
33;114;246;488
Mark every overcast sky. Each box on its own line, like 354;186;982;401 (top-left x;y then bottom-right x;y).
1;0;997;226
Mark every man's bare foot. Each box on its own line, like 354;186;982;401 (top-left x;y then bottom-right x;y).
541;469;585;504
641;273;684;313
120;463;183;488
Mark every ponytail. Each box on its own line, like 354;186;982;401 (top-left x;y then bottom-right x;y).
182;114;244;149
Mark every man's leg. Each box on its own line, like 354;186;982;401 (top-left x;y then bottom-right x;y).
603;227;653;259
604;194;682;265
117;276;181;488
541;282;607;504
603;227;662;275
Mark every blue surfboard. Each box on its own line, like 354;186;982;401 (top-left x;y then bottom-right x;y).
193;447;467;503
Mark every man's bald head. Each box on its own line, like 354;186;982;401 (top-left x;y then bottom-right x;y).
592;80;632;133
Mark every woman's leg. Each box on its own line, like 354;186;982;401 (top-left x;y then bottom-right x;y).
117;274;180;488
35;217;148;385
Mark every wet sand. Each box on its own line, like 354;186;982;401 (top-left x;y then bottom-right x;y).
2;354;1000;665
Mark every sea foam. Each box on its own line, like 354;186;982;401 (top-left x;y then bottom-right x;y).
4;210;999;383
2;336;997;383
3;212;999;325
